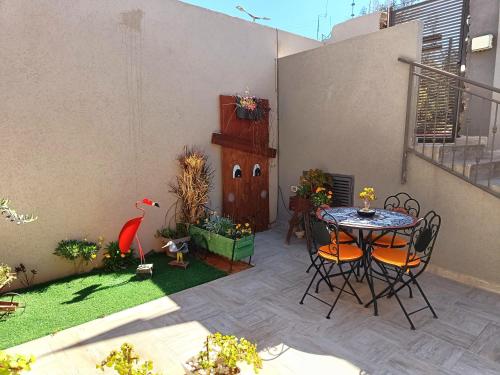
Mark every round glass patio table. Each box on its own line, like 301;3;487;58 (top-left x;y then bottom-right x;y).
317;206;419;316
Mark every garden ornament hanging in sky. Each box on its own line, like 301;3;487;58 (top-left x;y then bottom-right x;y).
118;198;159;277
163;240;189;269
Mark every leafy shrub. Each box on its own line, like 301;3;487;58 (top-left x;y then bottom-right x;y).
186;332;262;374
96;343;160;375
54;237;103;273
102;242;135;271
169;147;214;224
54;239;100;262
0;350;35;374
0;264;14;288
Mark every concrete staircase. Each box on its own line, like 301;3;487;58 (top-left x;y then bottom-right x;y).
415;136;500;193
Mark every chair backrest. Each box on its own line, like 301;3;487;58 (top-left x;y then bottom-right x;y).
314;206;341;262
408;210;441;267
384;192;420;217
330;173;355;207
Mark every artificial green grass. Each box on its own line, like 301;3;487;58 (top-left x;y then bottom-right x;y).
0;253;226;349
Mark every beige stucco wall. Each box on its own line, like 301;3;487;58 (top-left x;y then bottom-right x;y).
325;12;383;44
278;20;500;287
278;21;422;208
1;0;320;286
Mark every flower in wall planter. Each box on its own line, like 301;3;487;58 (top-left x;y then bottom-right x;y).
235;95;266;121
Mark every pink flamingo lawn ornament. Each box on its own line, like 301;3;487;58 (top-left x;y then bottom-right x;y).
118;198;160;277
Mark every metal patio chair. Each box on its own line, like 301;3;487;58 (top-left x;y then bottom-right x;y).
366;210;441;330
300;214;363;319
369;192;421;248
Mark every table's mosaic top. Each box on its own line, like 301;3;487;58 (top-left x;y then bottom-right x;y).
318;207;418;230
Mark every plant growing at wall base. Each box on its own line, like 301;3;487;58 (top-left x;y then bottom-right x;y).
102;242;135;271
13;264;37;288
186;332;262;374
0;350;35;374
169;146;214;225
96;343;160;375
54;237;104;273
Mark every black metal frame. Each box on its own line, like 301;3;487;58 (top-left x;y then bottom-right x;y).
300;214;363;319
365;210;441;330
371;192;421;248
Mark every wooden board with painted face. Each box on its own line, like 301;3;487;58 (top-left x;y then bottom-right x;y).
214;95;275;232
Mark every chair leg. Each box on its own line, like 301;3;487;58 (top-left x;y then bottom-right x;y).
379;263;416;330
326;267;351;319
343;263;362;304
306;254;319;273
300;266;321;305
409;271;438;319
316;262;335;293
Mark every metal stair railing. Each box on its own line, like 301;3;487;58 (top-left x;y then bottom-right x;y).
399;57;500;199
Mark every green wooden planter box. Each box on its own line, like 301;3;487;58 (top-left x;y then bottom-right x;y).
189;226;254;262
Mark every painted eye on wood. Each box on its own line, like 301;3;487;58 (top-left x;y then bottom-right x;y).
232;164;242;178
252;164;261;177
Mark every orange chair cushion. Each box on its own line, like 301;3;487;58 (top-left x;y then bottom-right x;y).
331;231;357;244
369;233;408;247
318;243;363;262
372;247;421;268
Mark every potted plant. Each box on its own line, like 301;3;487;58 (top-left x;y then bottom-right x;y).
359;187;376;211
97;343;159;375
155;223;190;246
235;94;265;121
0;350;35;374
189;213;254;270
185;332;262;374
169;147;214;226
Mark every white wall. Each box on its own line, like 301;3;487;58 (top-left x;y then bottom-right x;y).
326;12;383;44
278;19;500;287
1;0;320;285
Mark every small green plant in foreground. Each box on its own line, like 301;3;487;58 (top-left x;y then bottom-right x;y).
186;332;262;374
0;350;35;374
97;343;160;375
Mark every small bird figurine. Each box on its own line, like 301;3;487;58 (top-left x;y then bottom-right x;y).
163;240;189;265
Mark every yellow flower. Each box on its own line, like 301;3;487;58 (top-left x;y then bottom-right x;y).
91;254;96;259
315;187;325;193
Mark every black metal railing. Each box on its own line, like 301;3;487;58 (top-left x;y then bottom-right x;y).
400;57;500;199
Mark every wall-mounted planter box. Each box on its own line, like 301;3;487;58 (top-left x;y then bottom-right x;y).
236;106;264;121
189;226;254;264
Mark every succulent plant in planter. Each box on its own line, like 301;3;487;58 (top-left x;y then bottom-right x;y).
185;332;262;375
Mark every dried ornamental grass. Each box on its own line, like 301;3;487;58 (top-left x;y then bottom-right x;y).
170;147;214;224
